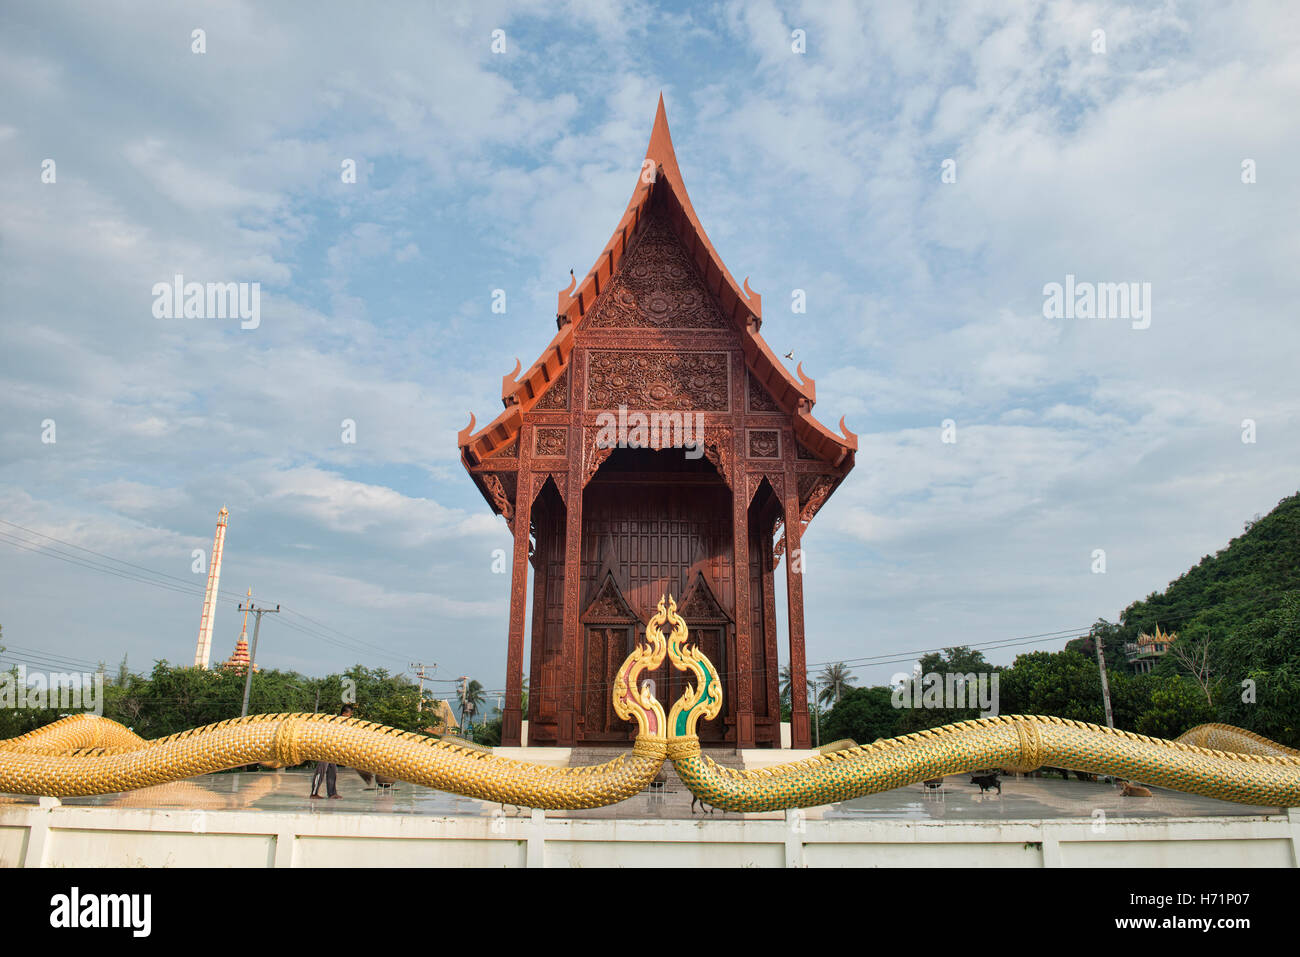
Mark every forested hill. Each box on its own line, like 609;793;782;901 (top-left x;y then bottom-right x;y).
1112;491;1300;646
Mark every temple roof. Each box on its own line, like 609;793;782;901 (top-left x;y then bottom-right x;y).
458;95;857;469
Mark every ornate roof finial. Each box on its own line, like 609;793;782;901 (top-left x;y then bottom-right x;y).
501;358;522;404
457;412;477;449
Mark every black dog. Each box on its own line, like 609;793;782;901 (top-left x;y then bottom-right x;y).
970;772;1001;794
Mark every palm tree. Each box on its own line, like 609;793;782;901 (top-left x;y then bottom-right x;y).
816;663;855;708
457;678;486;729
779;665;820;710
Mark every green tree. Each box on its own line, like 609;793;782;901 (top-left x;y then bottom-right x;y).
473;715;503;747
895;647;998;732
1135;676;1214;739
1105;669;1157;730
998;650;1104;725
0;621;64;739
1111;492;1300;674
336;665;427;733
1212;590;1300;746
819;685;900;745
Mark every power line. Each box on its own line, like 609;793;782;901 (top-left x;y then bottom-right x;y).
0;518;248;605
0;642;106;670
0;518;417;666
0;530;222;602
279;606;398;660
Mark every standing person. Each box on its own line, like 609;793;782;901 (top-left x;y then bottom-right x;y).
310;703;354;799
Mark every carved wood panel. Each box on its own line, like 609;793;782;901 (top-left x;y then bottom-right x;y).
533;368;569;410
583;625;633;739
587;350;730;411
748;374;781;412
747;429;780;459
534;427;567;458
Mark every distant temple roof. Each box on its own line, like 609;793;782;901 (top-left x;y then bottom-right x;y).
425;699;459;735
1137;625;1176;647
220;634;258;673
457;95;858;474
1126;624;1175;661
220;589;259;673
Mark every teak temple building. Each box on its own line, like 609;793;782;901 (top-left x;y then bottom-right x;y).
458;97;856;749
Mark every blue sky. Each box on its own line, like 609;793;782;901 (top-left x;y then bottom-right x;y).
1;1;1297;704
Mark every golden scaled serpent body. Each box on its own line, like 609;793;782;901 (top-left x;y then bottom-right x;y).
0;712;667;807
3;596;1299;810
668;717;1300;812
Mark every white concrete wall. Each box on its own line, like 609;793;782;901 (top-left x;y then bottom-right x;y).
3;802;1298;867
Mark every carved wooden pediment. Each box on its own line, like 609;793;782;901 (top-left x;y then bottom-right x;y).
679;569;730;623
585;211;731;331
581;572;639;624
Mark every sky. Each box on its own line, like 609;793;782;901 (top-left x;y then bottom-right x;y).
1;0;1297;704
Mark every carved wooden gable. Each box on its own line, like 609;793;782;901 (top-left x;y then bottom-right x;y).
584;210;731;331
581;572;639;624
679;569;730;623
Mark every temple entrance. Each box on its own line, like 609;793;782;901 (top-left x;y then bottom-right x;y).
576;447;735;745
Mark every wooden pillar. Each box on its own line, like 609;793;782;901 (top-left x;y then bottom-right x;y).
783;484;810;749
502;472;531;747
732;473;755;748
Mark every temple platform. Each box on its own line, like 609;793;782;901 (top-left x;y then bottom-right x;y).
3;766;1296;867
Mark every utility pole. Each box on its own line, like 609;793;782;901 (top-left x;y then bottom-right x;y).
238;601;279;718
811;678;821;748
411;661;435;711
1096;634;1115;729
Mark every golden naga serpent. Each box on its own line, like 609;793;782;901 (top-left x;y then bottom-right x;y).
3;596;1299;809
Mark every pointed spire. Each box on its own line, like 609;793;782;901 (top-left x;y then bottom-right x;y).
224;588;254;672
642;92;694;225
645;92;674;165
